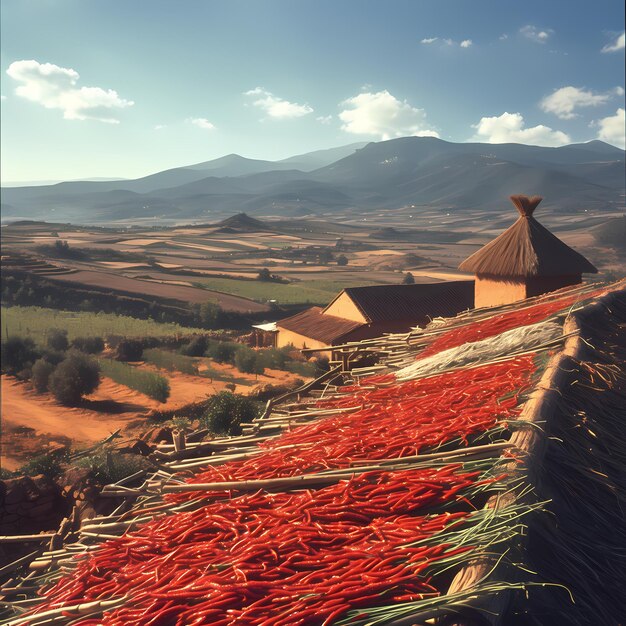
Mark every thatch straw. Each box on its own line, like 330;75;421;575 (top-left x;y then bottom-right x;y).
458;195;597;277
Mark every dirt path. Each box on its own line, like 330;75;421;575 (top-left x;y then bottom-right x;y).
0;373;213;470
1;364;307;471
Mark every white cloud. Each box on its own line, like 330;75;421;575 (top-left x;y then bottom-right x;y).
244;87;312;119
601;32;625;53
471;112;570;146
594;108;625;148
421;37;472;49
316;115;333;125
520;25;553;44
6;59;133;123
338;90;439;140
499;33;509;41
188;117;215;130
540;86;618;119
1;95;6;100
154;124;167;130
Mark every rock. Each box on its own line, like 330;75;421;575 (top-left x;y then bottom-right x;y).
0;475;67;536
142;427;172;445
124;440;152;456
58;467;92;495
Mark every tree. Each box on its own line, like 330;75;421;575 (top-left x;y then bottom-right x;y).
48;352;100;405
208;341;237;364
197;302;223;329
318;249;334;265
54;240;70;255
257;267;272;281
181;335;209;357
235;347;264;375
116;339;144;362
71;336;105;354
47;328;69;352
1;336;39;375
337;254;349;266
402;272;415;285
32;358;56;393
201;392;260;436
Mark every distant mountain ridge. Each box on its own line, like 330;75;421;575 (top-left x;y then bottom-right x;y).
2;138;623;223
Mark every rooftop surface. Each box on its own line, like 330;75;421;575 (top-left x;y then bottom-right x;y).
329;280;475;324
459;195;598;278
275;306;364;344
3;279;624;626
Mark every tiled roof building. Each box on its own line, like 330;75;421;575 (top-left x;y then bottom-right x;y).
275;280;474;353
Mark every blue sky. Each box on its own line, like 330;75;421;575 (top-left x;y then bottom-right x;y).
1;0;624;183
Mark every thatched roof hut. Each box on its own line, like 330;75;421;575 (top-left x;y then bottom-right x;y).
460;195;597;308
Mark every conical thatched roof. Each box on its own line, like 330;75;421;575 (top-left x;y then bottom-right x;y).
459;195;598;277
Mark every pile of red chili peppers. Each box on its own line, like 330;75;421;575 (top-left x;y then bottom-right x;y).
171;356;535;498
23;306;551;624
36;467;486;626
417;289;603;359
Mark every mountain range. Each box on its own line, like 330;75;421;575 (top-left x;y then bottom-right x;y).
2;138;624;223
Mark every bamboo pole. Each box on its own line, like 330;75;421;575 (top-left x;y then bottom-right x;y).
439;310;585;625
0;534;56;544
4;596;129;626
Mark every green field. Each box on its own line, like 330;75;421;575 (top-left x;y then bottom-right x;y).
1;306;205;343
144;348;200;376
143;348;250;385
98;358;170;402
192;277;382;305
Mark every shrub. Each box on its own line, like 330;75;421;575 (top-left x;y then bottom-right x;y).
201;392;261;436
19;449;69;479
181;335;209;357
234;347;264;375
1;336;39;375
337;254;349;266
31;358;56;393
76;451;152;485
257;347;289;370
105;334;124;349
48;352;100;406
257;268;272;281
402;272;415;285
313;355;330;373
207;341;237;363
71;336;105;354
286;360;318;377
144;348;198;376
41;349;66;366
144;375;171;403
116;339;144;362
47;327;69;351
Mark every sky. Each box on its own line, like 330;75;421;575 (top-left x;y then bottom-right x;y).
1;0;624;183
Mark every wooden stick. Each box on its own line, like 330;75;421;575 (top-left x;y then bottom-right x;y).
0;551;41;578
4;596;128;626
0;534;56;544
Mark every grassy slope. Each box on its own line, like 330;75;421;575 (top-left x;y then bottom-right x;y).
192;277;384;305
1;306;205;342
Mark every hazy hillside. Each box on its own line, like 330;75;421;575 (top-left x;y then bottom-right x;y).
2;138;623;223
